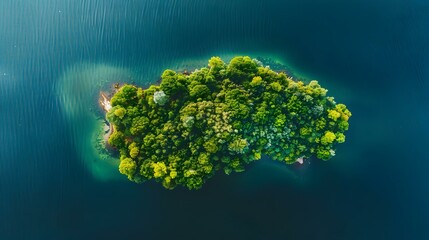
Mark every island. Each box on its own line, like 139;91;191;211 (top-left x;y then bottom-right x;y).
101;56;351;190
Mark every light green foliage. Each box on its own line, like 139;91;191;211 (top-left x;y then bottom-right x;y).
335;133;346;143
108;130;125;148
227;56;258;84
300;127;311;136
208;56;226;77
203;139;219;153
328;109;341;121
151;162;167;178
130;116;149;135
275;114;287;128
321;131;336;145
316;148;331;160
228;138;249;154
338;121;349;131
114;107;126;119
270;82;282;92
336;103;352;121
106;56;352;189
182;116;195;128
119;158;137;179
189;84;210;99
315;118;326;130
128;142;139;158
111;85;138;107
160;70;185;98
251;76;263;87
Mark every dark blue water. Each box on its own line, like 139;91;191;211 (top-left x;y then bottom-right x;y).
1;0;429;239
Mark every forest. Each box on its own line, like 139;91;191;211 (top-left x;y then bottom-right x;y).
106;56;351;189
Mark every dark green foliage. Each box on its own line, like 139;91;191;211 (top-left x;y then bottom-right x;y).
189;84;210;99
160;70;186;98
227;56;258;84
106;56;352;189
108;130;125;148
111;85;138;107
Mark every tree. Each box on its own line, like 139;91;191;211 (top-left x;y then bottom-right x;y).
129;142;139;158
208;56;226;78
104;56;352;190
108;130;125;148
153;90;168;105
228;138;249;154
111;85;138;107
114;107;126;119
130;116;149;135
160;70;186;98
151;162;167;178
321;131;336;145
227;56;258;84
189;84;210;99
119;158;137;179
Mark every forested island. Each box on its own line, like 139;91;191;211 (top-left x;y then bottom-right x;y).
102;56;351;189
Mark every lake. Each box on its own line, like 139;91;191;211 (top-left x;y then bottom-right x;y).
1;0;428;239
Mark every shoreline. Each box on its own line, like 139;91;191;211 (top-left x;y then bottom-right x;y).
99;91;115;150
99;81;306;163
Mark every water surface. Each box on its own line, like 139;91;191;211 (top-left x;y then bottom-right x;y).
1;0;428;239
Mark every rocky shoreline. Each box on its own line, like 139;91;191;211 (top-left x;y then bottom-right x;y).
99;91;115;149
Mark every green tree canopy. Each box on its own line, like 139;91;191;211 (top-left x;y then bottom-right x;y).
105;56;352;190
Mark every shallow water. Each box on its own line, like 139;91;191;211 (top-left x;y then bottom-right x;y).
1;0;429;239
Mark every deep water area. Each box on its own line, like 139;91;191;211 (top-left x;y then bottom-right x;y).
1;0;429;239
